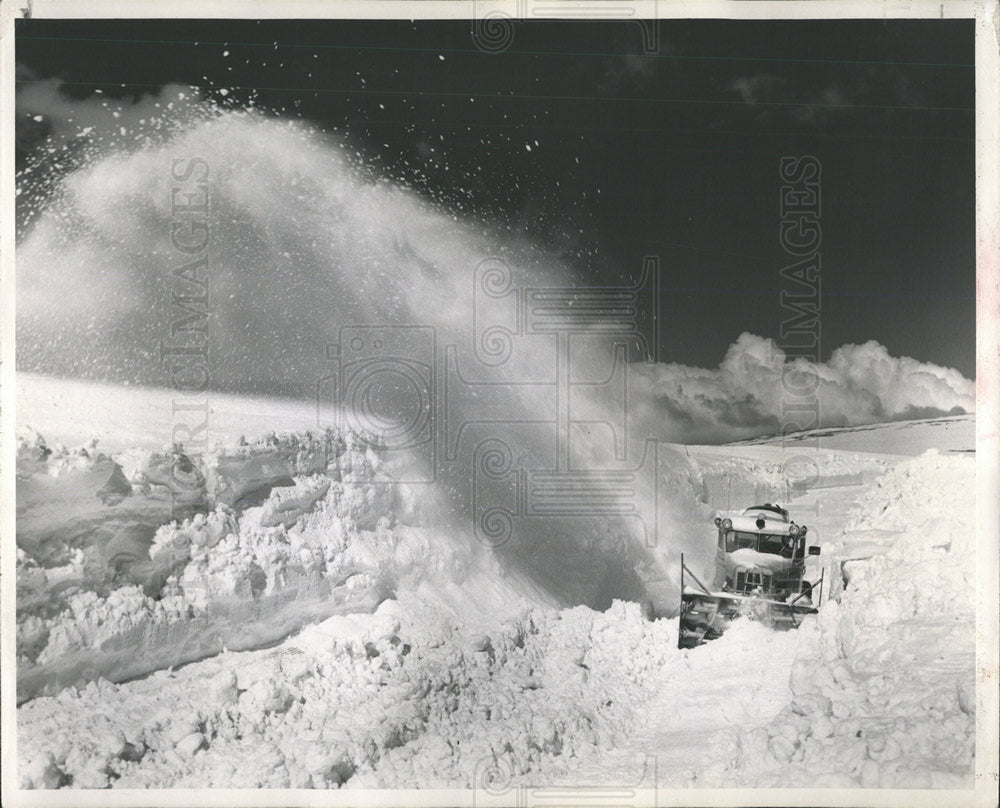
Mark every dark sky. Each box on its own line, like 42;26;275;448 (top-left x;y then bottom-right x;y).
15;18;976;377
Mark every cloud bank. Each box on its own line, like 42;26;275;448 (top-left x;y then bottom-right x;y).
629;332;974;444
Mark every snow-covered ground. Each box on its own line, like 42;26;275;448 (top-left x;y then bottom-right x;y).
731;412;975;456
11;374;983;799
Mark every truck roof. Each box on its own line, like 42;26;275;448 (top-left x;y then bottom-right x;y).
728;514;796;535
743;503;789;521
713;504;800;535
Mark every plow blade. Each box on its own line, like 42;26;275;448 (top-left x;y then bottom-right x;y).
678;590;817;649
678;590;740;649
677;554;819;649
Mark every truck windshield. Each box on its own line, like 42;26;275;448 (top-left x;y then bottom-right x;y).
726;531;789;556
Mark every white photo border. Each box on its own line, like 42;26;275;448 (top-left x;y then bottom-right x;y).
1;2;996;807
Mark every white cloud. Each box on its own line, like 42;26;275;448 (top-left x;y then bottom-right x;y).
628;333;973;444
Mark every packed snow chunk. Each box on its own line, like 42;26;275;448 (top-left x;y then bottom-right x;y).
17;447;138;558
19;750;67;789
134;444;208;511
205;429;370;508
16;427;53;477
150;506;236;564
15;428;107;479
175;732;206;757
325;475;396;532
789;658;836;698
259;476;331;528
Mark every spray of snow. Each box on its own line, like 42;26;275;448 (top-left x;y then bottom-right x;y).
17;110;556;396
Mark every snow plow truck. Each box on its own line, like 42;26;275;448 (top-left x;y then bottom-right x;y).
678;503;823;649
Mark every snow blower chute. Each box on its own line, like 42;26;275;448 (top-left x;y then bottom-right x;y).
678;503;824;649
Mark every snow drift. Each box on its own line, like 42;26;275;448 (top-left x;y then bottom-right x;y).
14;419;707;703
15;427;474;703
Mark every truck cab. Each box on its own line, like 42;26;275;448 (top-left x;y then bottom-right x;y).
713;503;820;598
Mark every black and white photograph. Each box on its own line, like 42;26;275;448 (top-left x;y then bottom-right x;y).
2;1;998;805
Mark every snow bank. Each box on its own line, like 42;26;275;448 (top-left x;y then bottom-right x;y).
17;425;709;701
17;599;668;789
15;428;476;702
708;450;976;788
16;422;977;790
737;413;975;457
